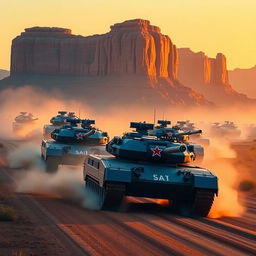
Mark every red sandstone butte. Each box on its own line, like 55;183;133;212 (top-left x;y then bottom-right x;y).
11;20;178;80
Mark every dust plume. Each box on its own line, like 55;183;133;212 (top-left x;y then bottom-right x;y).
7;143;44;170
203;138;245;218
7;143;99;210
16;167;99;210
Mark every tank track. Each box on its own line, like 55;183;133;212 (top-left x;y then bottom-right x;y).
192;189;215;217
172;189;215;217
85;176;125;210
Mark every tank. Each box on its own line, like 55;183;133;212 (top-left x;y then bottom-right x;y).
13;112;38;133
149;120;205;162
43;111;79;139
174;120;210;146
210;121;241;138
83;122;218;217
41;118;109;173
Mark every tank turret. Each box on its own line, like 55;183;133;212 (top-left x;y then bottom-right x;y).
51;118;108;144
14;112;38;123
50;111;67;125
107;122;198;164
13;112;38;134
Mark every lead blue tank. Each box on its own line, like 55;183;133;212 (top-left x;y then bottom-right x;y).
41;118;109;172
83;122;218;217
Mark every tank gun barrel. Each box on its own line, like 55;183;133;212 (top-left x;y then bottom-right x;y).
82;129;96;137
163;144;187;154
176;129;202;137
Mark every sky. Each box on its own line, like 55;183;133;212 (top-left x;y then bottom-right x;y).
0;0;255;70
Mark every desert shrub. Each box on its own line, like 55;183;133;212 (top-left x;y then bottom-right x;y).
0;204;17;221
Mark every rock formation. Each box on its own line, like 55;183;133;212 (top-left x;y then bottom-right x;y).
229;66;256;98
177;48;251;105
177;48;229;87
9;19;213;107
8;19;254;106
11;20;178;80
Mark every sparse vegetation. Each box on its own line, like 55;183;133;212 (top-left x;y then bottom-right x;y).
239;180;256;192
0;204;17;221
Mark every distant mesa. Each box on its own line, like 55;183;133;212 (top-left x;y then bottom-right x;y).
177;48;228;86
177;48;251;105
229;65;256;98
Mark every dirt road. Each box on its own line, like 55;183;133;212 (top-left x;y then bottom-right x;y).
1;166;255;256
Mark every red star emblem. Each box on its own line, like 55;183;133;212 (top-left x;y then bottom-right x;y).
167;132;173;137
76;132;84;140
151;146;162;157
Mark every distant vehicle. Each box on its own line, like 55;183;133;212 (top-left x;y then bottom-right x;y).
83;121;218;217
43;111;79;139
41;118;109;173
210;121;241;138
13;112;38;133
174;120;210;146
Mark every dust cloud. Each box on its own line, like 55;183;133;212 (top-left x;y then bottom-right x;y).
0;86;255;217
202;138;245;218
6;143;99;210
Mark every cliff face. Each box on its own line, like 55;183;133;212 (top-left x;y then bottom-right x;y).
177;48;228;86
177;48;251;104
229;66;256;98
11;20;178;80
9;19;213;107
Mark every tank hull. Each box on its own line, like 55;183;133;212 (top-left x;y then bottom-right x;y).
83;155;218;215
41;140;106;172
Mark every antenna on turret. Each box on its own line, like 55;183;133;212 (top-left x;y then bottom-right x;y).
153;108;156;126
